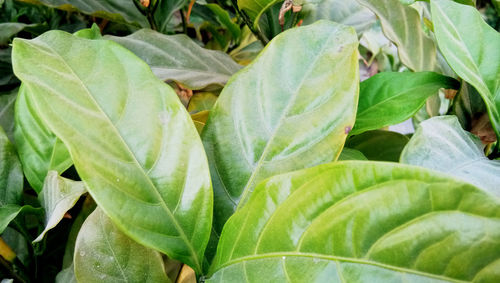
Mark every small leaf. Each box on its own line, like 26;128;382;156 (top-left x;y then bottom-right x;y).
73;24;102;40
209;161;500;282
34;171;87;243
337;147;367;160
107;29;242;90
401;115;500;197
431;0;500;139
74;208;171;283
187;92;218;113
202;20;359;234
351;71;459;135
347;130;409;162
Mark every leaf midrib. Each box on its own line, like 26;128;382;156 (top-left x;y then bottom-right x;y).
33;38;201;271
234;30;342;211
213;252;468;283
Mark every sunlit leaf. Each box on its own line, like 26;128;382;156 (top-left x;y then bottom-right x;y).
209;161;500;282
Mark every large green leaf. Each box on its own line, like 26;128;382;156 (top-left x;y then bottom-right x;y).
0;88;17;142
301;0;376;35
431;0;500;139
401;116;500;197
74;208;171;283
357;0;437;71
12;30;212;273
0;126;22;206
107;29;242;90
208;161;500;282
351;72;459;135
346;130;409;162
202;21;359;233
14;84;72;193
34;171;87;242
19;0;148;27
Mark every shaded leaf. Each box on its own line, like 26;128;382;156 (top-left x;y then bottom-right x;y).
346;130;409;162
0;47;19;90
209;161;500;282
34;171;87;242
352;72;459;135
19;0;148;27
401;115;500;197
357;0;437;71
187;92;218;113
431;0;500;139
0;88;17;142
202;21;359;233
0;205;40;234
206;4;241;41
301;0;376;35
337;147;367;160
14;85;72;193
0;126;22;206
12;30;213;273
0;23;26;45
155;0;188;33
107;29;241;90
55;263;77;283
191;110;209;134
74;208;171;283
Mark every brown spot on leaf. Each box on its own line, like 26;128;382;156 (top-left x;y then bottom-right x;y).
444;89;457;100
471;113;497;144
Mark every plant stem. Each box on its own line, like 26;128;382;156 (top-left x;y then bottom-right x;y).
180;10;187;34
229;0;268;45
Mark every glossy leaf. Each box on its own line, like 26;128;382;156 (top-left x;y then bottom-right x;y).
357;0;437;71
12;30;213;273
202;21;359;233
431;0;500;139
209;161;500;282
74;208;171;283
0;88;17;141
301;0;376;35
0;205;40;234
21;0;148;27
0;126;22;206
352;72;459;135
34;171;87;242
346;130;409;162
107;29;242;90
401;116;500;197
155;0;188;33
14;85;72;193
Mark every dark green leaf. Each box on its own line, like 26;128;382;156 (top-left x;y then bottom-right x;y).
337;147;367;160
352;72;459;135
0;88;17;142
0;126;22;206
347;130;409;162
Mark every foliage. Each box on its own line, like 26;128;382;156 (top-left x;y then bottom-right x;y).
0;0;499;282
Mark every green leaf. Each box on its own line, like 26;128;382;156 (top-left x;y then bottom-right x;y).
74;208;171;283
0;47;19;89
107;29;242;90
357;0;437;71
202;21;359;233
14;85;72;193
155;0;188;33
206;4;241;41
187;92;218;113
56;263;77;283
208;161;500;282
401;115;500;197
431;0;500;140
301;0;376;35
192;110;209;135
19;0;148;27
0;126;23;206
34;171;87;242
0;88;17;142
12;30;213;273
352;72;459;135
337;147;367;160
0;204;40;234
346;130;409;162
237;0;275;25
73;24;102;40
0;23;26;45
